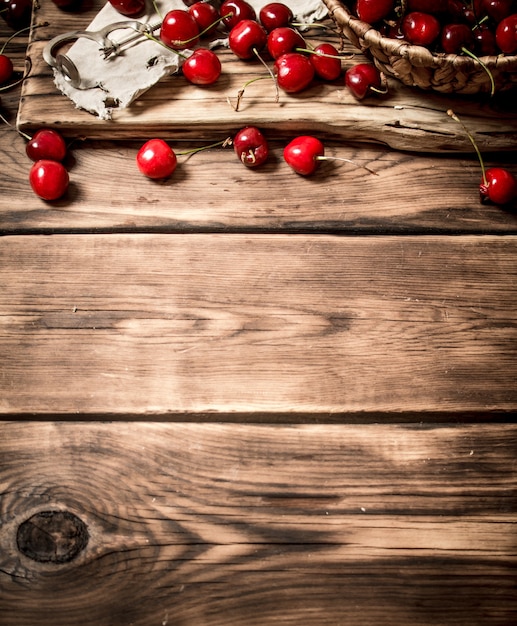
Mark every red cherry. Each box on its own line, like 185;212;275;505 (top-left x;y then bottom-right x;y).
480;167;517;205
447;0;478;24
496;14;517;54
402;12;441;46
474;24;497;55
220;0;256;30
228;19;267;60
441;23;475;53
182;48;221;85
136;139;177;179
0;54;13;84
160;10;200;50
356;0;394;23
345;63;383;99
267;27;306;60
1;0;32;29
26;128;67;162
233;126;269;168
29;160;69;201
283;136;324;176
259;3;294;32
108;0;146;18
274;52;315;93
482;0;514;22
310;43;342;81
188;2;219;37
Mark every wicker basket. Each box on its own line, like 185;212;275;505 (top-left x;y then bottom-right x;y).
323;0;517;94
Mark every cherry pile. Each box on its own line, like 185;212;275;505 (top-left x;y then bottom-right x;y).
348;0;517;56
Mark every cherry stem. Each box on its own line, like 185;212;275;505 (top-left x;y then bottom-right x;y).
316;155;378;175
0;24;33;55
447;109;487;187
295;46;353;60
461;46;495;96
227;75;270;111
152;0;163;21
253;47;279;102
177;137;232;157
0;109;31;140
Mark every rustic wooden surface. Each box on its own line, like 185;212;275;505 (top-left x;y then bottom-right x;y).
1;4;517;625
17;0;517;151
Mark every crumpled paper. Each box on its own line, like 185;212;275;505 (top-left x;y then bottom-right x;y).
51;0;328;119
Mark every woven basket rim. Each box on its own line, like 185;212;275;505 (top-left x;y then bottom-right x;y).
323;0;517;70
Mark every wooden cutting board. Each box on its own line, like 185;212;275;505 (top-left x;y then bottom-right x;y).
17;0;517;153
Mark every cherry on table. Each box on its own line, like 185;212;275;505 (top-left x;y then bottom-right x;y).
274;52;315;93
0;54;13;84
160;9;200;50
283;136;324;176
229;19;267;60
1;0;32;29
182;48;221;85
29;160;69;201
26;128;67;162
188;2;220;38
107;0;146;18
267;26;306;60
220;0;256;31
309;43;342;81
345;63;384;100
259;3;294;32
136;139;177;179
481;167;517;205
233;126;269;168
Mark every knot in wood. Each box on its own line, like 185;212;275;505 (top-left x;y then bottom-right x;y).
16;510;88;564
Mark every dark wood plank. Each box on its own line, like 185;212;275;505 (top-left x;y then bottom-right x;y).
1;421;515;625
1;233;516;418
17;0;517;151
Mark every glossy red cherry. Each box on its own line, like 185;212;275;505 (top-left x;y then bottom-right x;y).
29;160;69;201
274;52;315;93
447;0;477;24
310;43;342;81
482;0;514;22
267;27;305;60
402;12;441;46
26;128;67;162
496;14;517;53
345;63;383;99
259;2;294;32
108;0;146;18
474;24;497;55
220;0;256;30
480;167;517;205
233;126;269;168
283;136;324;176
136;139;177;179
182;48;221;85
356;0;394;23
0;54;13;84
1;0;32;29
441;23;475;53
229;19;267;59
160;10;200;50
188;2;219;37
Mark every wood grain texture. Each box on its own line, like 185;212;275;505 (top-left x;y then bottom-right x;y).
1;421;516;626
1;233;516;418
17;0;517;151
1;130;517;234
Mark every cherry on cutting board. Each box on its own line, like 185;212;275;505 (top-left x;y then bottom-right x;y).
267;26;306;60
345;63;385;99
0;53;13;84
108;0;146;18
29;160;69;201
259;2;294;32
160;9;200;50
274;52;315;93
220;0;256;30
136;139;177;179
229;19;267;59
233;126;269;167
283;136;324;175
25;128;67;162
182;48;221;85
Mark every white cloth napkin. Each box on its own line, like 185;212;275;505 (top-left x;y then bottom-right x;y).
51;0;327;119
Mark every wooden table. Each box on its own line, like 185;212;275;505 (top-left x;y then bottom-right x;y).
1;4;516;625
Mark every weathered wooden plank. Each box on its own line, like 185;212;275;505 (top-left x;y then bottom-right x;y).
0;421;515;625
17;1;517;151
1;233;516;418
2;129;517;234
